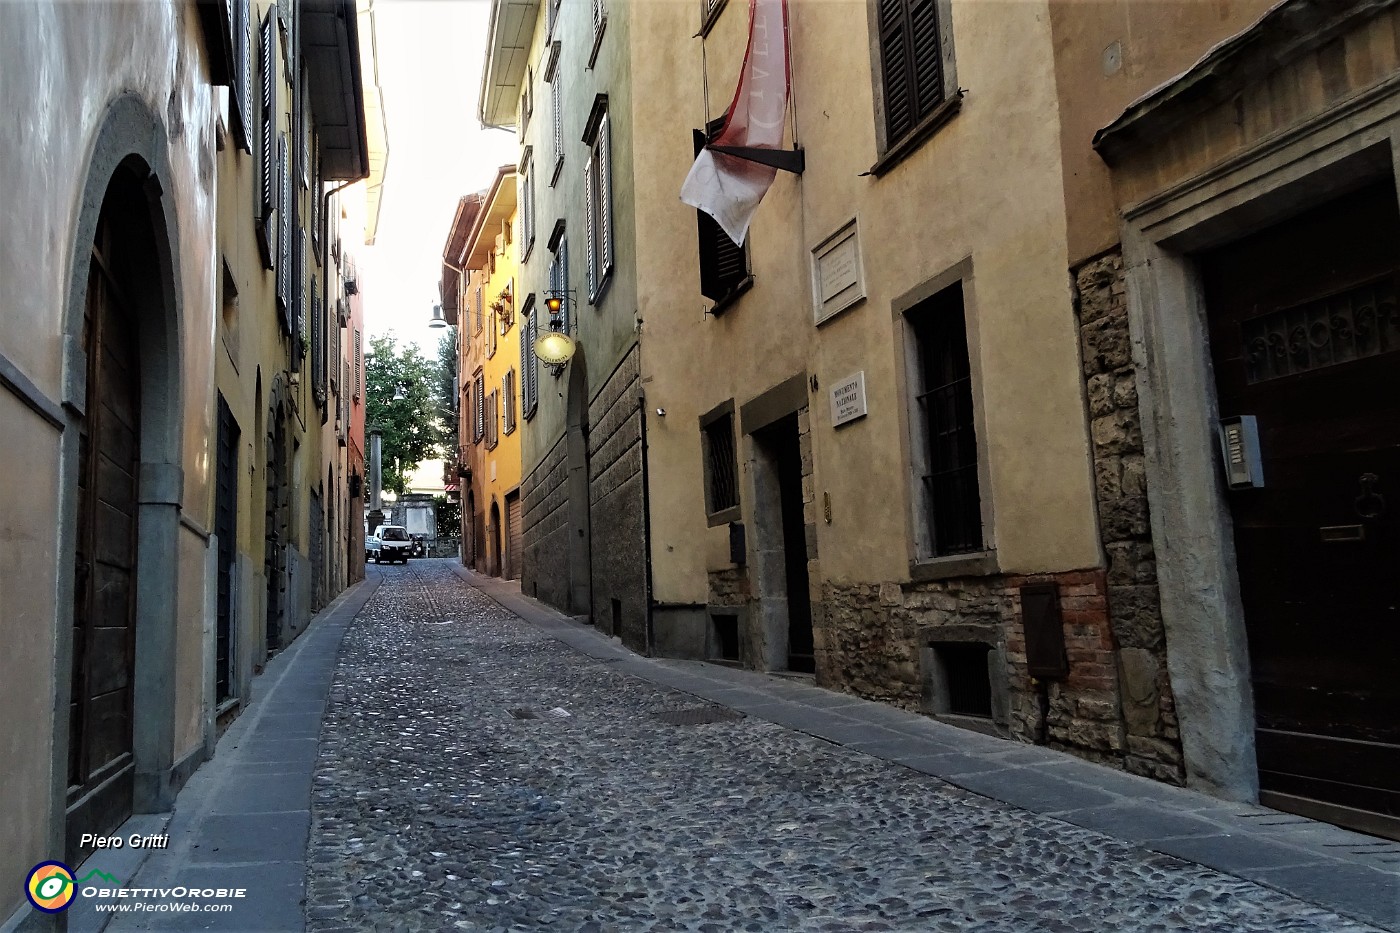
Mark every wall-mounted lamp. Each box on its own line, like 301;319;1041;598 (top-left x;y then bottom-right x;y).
428;302;448;329
534;289;577;365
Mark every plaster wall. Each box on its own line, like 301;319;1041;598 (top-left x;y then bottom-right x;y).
480;206;523;516
1047;0;1278;264
0;0;220;922
632;0;1099;609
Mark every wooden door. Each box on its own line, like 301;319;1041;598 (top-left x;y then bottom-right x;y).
68;225;141;861
1201;181;1400;836
214;395;239;704
506;492;522;580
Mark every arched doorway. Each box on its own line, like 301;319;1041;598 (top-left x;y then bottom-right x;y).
465;489;477;567
565;352;593;620
62;121;184;862
489;500;502;576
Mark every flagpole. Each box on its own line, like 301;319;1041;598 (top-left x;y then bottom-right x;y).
784;0;799;149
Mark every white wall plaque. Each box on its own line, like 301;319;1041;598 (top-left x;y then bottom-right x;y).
811;219;865;325
830;371;868;427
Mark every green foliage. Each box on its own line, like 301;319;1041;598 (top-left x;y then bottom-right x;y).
364;333;449;496
436;330;459;454
434;494;461;538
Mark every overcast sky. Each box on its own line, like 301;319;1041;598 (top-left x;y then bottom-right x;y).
355;0;517;354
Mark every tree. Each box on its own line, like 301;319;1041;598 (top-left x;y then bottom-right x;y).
436;329;459;458
364;333;448;496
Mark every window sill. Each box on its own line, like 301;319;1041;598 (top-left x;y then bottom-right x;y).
868;94;963;179
908;549;997;582
706;505;742;528
708;275;754;316
698;0;729;38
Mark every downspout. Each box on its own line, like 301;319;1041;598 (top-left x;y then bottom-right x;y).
639;340;656;657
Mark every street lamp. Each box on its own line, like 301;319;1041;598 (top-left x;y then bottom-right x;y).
428;302;448;329
392;383;407;402
535;289;577;365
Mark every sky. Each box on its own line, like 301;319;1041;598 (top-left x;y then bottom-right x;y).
354;0;518;355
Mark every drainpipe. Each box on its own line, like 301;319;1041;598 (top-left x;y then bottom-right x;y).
639;343;656;657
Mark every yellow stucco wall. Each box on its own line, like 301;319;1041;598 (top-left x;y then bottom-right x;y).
633;0;1100;605
480;206;523;513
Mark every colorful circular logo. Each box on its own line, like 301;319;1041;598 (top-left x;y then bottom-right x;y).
25;862;76;913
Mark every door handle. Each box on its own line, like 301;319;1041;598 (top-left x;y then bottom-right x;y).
1355;473;1386;520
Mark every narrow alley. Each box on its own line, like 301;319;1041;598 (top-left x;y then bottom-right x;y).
84;564;1398;933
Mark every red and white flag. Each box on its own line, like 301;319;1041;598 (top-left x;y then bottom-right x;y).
680;0;791;247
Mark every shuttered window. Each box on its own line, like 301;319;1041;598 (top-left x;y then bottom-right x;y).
503;370;517;435
353;328;362;400
584;110;613;301
876;0;948;146
550;76;564;182
693;127;750;307
521;301;539;419
257;10;276;268
312;276;324;400
485;390;500;450
275;136;291;329
473;372;486;442
487;311;497;358
230;0;252;152
519;154;535;261
548;237;569;335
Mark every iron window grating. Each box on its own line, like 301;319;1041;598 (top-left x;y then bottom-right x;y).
911;283;982;556
704;413;739;514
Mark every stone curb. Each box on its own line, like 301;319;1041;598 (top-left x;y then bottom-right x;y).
448;560;1400;932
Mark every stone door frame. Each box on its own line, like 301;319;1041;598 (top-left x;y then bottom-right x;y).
1119;91;1400;800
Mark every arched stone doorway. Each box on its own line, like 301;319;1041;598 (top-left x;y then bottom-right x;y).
59;96;185;864
489;500;503;576
565;351;592;620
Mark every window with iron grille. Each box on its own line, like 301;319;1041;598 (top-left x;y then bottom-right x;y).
503;370;517;435
701;409;739;519
583;102;613;302
473;372;486;443
485;389;500;450
693;123;750;309
873;0;957;158
907;281;982;557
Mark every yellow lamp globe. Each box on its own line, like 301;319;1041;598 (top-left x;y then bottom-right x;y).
534;329;576;365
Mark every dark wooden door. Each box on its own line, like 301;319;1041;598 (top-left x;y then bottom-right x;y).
762;415;813;674
215;395;239;703
68;228;141;862
506;492;522;580
1201;181;1400;836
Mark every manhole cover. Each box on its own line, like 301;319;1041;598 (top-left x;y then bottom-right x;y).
654;706;744;726
509;708;539;720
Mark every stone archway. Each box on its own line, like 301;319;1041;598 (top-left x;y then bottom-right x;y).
56;96;187;864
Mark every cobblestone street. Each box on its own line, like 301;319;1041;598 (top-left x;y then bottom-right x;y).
298;563;1390;933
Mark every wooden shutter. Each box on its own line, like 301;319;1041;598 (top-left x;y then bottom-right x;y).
232;0;251;152
694;129;749;303
353;329;361;399
258;11;275;265
584;157;597;298
275;137;290;324
878;0;943;143
552;80;563;169
598;115;614;279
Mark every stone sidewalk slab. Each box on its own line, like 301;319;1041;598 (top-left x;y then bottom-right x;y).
67;573;382;933
453;561;1400;932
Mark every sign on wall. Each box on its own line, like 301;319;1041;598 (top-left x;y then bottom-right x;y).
830;371;868;427
811;219;865;325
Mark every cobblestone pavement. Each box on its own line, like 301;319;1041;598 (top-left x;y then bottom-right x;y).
306;562;1382;933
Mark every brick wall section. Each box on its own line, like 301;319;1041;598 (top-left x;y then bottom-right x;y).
1075;249;1184;782
588;345;648;651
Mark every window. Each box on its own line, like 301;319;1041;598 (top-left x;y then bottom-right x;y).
520;68;533;133
230;0;252;152
700;404;740;523
256;9;276;268
589;0;607;67
545;0;561;39
485;389;500;450
353;328;361;400
583;101;614;301
519;152;536;262
872;0;957;166
549;69;564;184
474;284;484;334
473;372;486;442
693;126;750;309
275;135;292;328
521;297;539;419
907;281;982;557
548;236;569;335
487;311;498;358
503;370;517;434
699;0;728;37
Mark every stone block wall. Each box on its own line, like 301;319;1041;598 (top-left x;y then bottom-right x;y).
1075;249;1183;783
521;434;570;609
588;345;648;652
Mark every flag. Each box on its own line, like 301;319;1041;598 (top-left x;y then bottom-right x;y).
680;0;791;247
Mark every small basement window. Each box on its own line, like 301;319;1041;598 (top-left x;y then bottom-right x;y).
930;641;992;718
712;614;739;662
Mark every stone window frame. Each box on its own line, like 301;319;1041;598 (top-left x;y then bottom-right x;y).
699;399;741;527
1111;84;1400;800
891;257;998;582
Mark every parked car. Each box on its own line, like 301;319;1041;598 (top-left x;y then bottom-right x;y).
366;524;413;564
